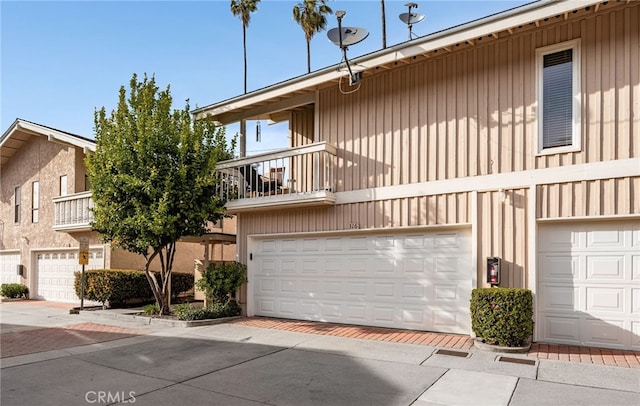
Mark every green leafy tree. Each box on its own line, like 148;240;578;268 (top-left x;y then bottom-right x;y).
87;73;234;315
293;0;333;73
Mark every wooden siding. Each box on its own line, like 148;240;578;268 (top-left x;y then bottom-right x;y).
537;176;640;218
477;189;529;289
316;4;639;192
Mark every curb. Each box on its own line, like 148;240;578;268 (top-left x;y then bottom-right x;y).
473;338;532;353
79;309;242;327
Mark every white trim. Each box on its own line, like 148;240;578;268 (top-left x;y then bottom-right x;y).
0;249;21;254
246;236;256;317
537;213;640;223
527;184;538;343
0;119;95;151
247;223;471;241
470;190;478;296
335;158;640;205
535;39;582;154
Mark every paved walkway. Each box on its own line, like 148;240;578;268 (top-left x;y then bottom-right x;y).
1;322;148;358
231;317;640;369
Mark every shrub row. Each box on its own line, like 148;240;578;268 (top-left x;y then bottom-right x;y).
1;283;29;299
74;269;194;307
470;287;533;347
172;301;241;321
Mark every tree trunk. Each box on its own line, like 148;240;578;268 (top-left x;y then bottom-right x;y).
306;39;311;73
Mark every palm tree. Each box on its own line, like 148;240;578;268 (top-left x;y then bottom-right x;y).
292;0;333;73
381;0;387;49
230;0;260;157
230;0;260;94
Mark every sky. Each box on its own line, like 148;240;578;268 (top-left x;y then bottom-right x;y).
1;0;532;156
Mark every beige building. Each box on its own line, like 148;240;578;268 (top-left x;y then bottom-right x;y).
0;119;236;304
194;0;640;351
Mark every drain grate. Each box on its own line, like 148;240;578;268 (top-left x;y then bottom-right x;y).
435;349;470;357
498;356;536;366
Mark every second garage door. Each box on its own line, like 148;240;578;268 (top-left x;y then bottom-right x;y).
250;229;472;334
538;221;639;351
36;249;105;302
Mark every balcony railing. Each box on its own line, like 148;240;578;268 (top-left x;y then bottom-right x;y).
52;191;94;232
216;141;337;212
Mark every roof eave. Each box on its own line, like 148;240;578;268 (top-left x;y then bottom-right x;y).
193;0;601;123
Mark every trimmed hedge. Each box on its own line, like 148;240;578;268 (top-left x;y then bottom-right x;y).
1;283;29;299
74;269;194;307
470;287;533;347
172;301;241;321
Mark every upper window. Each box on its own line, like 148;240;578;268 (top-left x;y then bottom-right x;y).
32;181;39;223
536;39;581;154
14;186;21;223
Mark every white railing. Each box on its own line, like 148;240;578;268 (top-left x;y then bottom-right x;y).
52;191;94;231
216;142;337;208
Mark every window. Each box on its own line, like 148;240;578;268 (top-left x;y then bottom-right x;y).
536;39;581;153
60;175;68;196
14;186;20;223
85;174;92;191
32;181;39;223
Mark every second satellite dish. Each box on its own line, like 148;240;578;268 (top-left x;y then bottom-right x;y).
399;2;425;40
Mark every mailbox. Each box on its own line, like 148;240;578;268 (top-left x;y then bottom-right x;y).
486;257;501;286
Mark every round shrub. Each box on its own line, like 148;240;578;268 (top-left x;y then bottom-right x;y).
470;287;533;347
1;283;29;299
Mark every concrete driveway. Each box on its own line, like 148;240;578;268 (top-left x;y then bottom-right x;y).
1;301;638;406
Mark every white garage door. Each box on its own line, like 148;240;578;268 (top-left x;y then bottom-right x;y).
0;251;21;285
538;221;640;351
250;230;472;334
36;249;104;302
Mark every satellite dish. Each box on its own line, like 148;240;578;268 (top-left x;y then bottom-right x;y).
327;10;369;86
327;27;369;48
398;12;425;26
399;2;425;40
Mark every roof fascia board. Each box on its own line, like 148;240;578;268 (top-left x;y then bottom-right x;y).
16;120;96;151
195;0;599;120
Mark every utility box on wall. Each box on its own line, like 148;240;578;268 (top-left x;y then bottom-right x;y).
16;264;24;277
486;257;501;286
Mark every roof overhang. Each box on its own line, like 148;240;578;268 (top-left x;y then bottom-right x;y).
193;0;604;125
1;119;95;169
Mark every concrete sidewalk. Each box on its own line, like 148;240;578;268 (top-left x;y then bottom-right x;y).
1;301;639;406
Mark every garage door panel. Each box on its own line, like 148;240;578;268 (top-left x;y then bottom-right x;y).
586;288;625;313
539;226;581;251
544;316;582;343
540;285;578;312
582;318;626;348
539;255;579;281
586;227;626;249
633;289;640;314
586;255;625;280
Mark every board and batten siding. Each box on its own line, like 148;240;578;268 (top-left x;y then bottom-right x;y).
236;4;639;301
537;176;640;219
316;4;639;191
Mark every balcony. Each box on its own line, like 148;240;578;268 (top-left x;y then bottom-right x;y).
216;141;337;212
52;191;94;232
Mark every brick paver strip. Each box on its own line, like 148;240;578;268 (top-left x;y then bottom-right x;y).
1;322;147;358
231;317;640;368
